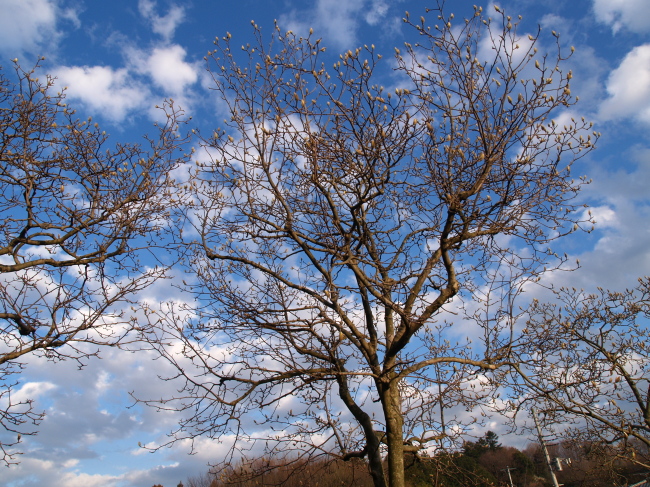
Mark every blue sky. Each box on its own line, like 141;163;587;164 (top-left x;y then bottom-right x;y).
1;0;649;485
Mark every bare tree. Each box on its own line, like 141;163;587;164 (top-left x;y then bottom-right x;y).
0;59;188;464
511;277;650;470
139;3;596;486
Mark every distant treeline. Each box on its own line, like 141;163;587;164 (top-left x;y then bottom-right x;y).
176;432;649;487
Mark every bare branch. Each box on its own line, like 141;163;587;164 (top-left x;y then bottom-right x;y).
0;58;189;463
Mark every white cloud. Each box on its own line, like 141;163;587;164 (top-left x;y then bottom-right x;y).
270;0;403;54
593;0;650;34
313;0;365;47
540;13;571;36
118;43;198;117
0;0;81;58
1;323;213;486
50;41;198;123
52;65;150;122
0;456;197;487
533;144;650;294
1;458;118;487
60;6;81;29
12;381;57;403
280;0;366;51
572;201;650;289
56;471;122;487
0;0;58;56
365;0;390;26
138;0;185;42
137;45;198;95
585;205;617;228
599;44;650;124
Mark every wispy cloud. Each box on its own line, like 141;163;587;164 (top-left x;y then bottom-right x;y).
364;0;389;26
279;0;387;52
138;0;186;42
593;0;650;34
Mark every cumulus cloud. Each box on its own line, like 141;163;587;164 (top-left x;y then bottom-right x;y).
0;0;78;57
593;0;650;34
51;39;198;123
12;381;57;403
128;44;198;95
599;44;650;124
138;0;186;42
52;65;151;122
585;205;617;229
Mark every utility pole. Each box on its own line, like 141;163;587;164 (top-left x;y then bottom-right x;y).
502;466;516;487
532;407;561;487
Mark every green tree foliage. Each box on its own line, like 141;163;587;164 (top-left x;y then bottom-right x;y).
463;431;502;458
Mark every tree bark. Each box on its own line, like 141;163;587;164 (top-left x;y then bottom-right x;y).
382;379;405;487
337;374;387;487
367;435;387;487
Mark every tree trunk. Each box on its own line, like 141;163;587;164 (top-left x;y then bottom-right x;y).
337;374;387;487
366;434;387;487
382;379;405;487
